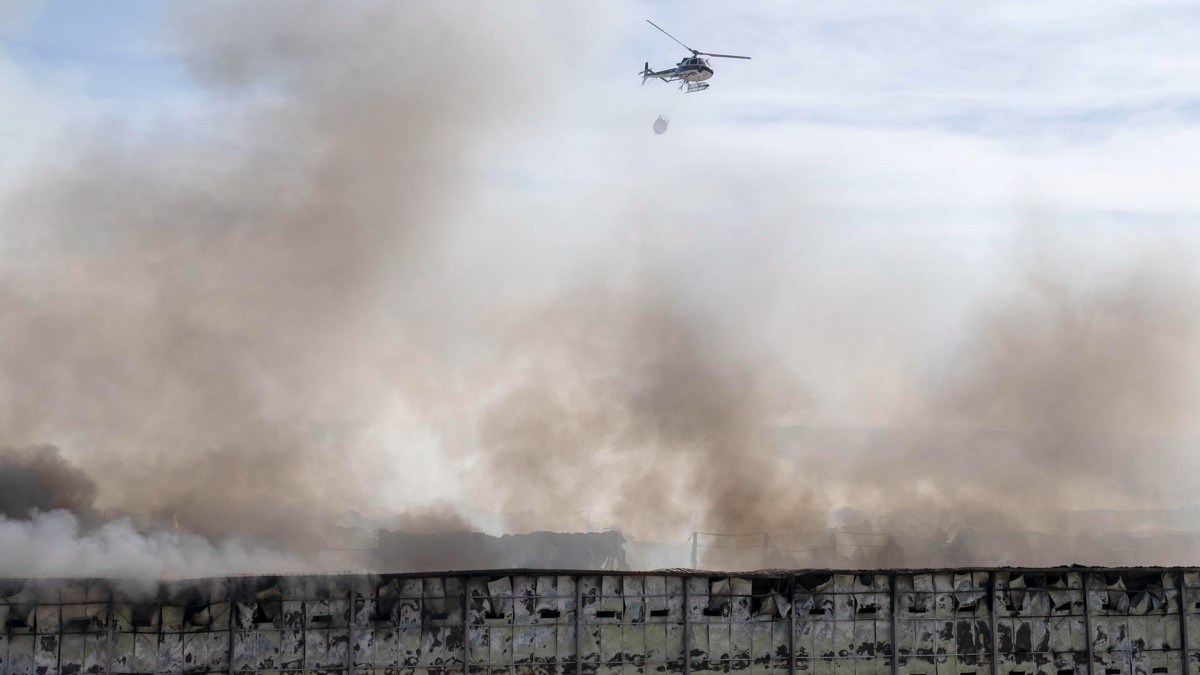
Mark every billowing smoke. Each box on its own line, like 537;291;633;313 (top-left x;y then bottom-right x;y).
0;509;311;579
468;228;1200;568
0;446;97;520
0;445;313;576
906;239;1200;518
821;236;1200;566
474;279;820;540
0;0;603;573
2;1;1198;575
0;0;592;562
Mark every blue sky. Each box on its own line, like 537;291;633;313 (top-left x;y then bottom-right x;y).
0;1;195;182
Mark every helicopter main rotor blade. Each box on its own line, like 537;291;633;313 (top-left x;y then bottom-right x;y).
697;52;751;60
646;19;697;54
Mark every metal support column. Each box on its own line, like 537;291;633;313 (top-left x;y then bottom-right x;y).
227;601;236;675
788;575;797;675
462;577;471;674
299;595;307;675
1179;571;1190;675
988;571;998;675
575;575;583;675
105;603;114;675
890;573;899;675
56;605;64;675
346;588;354;675
684;579;692;674
1082;573;1095;675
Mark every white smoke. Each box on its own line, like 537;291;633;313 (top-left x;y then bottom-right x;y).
0;510;314;578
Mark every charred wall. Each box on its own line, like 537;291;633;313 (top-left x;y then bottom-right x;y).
0;568;1195;675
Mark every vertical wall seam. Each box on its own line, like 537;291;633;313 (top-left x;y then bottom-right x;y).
575;575;583;675
55;602;63;675
683;579;691;675
104;602;113;675
988;571;998;675
1180;571;1189;675
226;597;235;675
788;574;797;675
1083;572;1095;675
462;576;470;674
299;593;307;675
345;585;353;675
891;573;899;675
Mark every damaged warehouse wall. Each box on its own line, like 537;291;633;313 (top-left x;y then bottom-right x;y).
0;568;1196;675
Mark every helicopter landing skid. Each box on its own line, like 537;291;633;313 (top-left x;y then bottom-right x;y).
682;81;710;93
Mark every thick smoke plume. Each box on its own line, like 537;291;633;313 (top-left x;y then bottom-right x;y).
834;237;1200;566
0;1;583;560
910;242;1200;516
0;446;97;520
0;446;311;577
474;279;819;540
2;1;1199;575
468;231;1200;568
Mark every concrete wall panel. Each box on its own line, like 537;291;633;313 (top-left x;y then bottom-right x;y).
2;570;1198;675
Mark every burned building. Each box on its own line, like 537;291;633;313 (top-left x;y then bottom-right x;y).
0;568;1195;675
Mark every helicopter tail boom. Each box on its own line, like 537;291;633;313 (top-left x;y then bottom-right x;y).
640;63;679;84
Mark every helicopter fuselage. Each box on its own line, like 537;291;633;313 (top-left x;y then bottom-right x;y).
643;56;714;84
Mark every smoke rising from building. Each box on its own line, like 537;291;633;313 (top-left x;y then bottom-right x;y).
0;510;311;579
1;1;1198;575
0;446;97;520
0;1;579;551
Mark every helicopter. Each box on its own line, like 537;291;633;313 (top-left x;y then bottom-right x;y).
640;20;751;93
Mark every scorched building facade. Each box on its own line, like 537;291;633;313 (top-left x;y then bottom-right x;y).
0;568;1194;675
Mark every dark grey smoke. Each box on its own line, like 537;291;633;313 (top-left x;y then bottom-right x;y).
0;446;97;520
